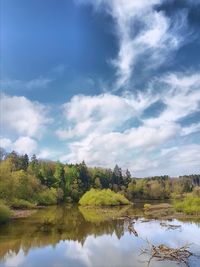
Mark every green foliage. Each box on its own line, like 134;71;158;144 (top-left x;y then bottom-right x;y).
127;177;171;200
0;148;199;206
0;202;12;224
11;199;36;209
38;161;57;188
174;195;200;215
37;188;57;205
144;204;151;211
79;189;130;206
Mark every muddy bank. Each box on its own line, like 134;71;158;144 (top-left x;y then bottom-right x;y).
12;209;36;219
11;205;45;219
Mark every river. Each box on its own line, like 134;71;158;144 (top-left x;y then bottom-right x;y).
0;204;200;267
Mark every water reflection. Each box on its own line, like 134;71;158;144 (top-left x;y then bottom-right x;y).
0;205;200;267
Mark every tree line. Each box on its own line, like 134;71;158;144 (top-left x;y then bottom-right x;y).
0;148;199;206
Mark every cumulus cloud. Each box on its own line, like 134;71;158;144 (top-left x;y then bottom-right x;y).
0;136;38;155
0;94;51;138
57;71;200;176
76;0;190;88
0;94;53;157
56;93;155;139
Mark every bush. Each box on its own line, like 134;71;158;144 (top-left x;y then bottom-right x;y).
79;189;130;206
144;204;151;211
37;188;57;205
174;196;200;215
0;202;12;224
11;199;36;209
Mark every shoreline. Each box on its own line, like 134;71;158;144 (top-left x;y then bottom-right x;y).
9;203;200;222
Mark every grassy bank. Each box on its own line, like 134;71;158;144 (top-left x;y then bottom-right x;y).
174;196;200;215
10;199;37;209
0;202;12;224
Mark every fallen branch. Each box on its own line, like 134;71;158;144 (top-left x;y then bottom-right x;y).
140;240;192;267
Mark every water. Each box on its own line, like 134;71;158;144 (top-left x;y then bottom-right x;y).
0;204;200;267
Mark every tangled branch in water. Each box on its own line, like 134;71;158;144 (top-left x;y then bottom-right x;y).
140;240;193;267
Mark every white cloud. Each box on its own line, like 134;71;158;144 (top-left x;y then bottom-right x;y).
0;137;12;149
144;72;200;127
0;94;53;157
158;144;200;176
58;71;200;176
0;136;38;155
13;137;38;155
60;123;179;171
37;149;52;159
56;92;159;140
76;0;189;88
0;94;51;138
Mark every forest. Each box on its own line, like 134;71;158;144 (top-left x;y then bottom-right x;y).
0;148;199;208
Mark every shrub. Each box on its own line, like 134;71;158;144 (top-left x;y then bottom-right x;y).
144;204;151;211
11;199;36;209
79;189;130;206
174;196;200;215
0;202;12;224
37;188;57;205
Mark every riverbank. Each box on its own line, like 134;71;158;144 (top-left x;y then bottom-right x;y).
143;202;200;221
0;202;46;224
12;209;36;219
1;200;199;225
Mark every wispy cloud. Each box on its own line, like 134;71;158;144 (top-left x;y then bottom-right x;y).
76;0;191;89
1;77;53;92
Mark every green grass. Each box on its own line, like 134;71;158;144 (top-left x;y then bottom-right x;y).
174;196;200;215
0;202;12;224
11;199;36;209
79;189;130;206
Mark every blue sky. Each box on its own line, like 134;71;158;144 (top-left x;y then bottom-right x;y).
1;0;200;177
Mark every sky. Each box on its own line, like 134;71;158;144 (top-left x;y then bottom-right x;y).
0;0;200;177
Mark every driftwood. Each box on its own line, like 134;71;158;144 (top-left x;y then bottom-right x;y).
160;222;181;230
140;240;192;267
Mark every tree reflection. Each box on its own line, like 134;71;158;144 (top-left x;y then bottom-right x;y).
0;205;131;259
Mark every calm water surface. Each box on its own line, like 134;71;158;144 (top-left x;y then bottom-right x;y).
0;204;200;267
